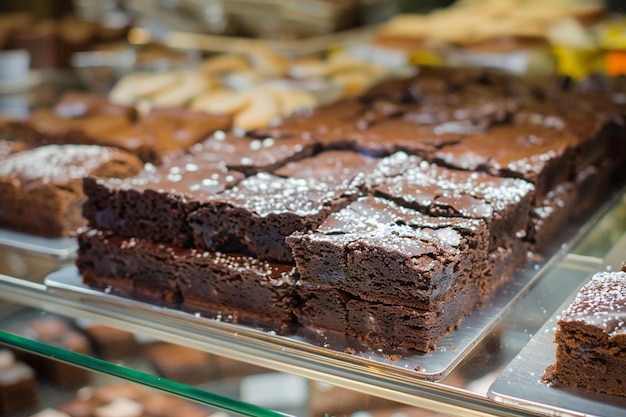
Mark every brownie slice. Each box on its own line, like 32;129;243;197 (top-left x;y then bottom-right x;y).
296;278;484;352
189;156;373;262
145;343;213;385
372;152;535;251
543;270;626;397
73;320;140;361
274;149;380;182
0;349;39;415
13;93;232;163
432;125;577;204
0;144;143;237
528;162;614;251
84;107;232;163
287;196;490;309
76;229;298;328
187;129;316;176
178;249;299;330
17;316;91;387
348;118;465;157
83;153;244;247
13;92;137;148
514;91;618;174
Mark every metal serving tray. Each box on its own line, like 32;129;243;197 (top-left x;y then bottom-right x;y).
488;232;626;417
0;229;78;260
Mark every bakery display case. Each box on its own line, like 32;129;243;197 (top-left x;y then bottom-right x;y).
2;1;626;416
0;187;624;416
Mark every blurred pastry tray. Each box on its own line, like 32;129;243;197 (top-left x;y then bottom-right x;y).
0;229;78;260
488;277;626;416
129;24;378;58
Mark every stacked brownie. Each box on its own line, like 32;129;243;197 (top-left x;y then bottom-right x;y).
75;66;626;352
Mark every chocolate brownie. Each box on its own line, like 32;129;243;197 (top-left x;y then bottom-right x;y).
187;129;316;176
274;149;380;183
82;153;244;247
14;92;137;147
529;162;614;251
296;275;485;352
73;320;140;361
0;349;39;415
145;343;213;385
76;229;298;327
514;91;618;174
84;107;232;163
543;270;626;397
432;125;577;204
14;93;231;163
17;316;91;387
348;119;464;157
188;169;367;262
0;144;143;237
249;99;379;147
287;196;490;309
372;152;535;251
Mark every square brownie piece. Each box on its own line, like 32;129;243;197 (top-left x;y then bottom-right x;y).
0;349;39;415
82;153;244;247
187;129;316;176
84;108;232;163
287;196;490;309
0;144;143;237
372;152;535;251
543;270;626;397
432;125;577;204
189;152;377;262
17;316;91;388
296;278;484;352
13;92;137;148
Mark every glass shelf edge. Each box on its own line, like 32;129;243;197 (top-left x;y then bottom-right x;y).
0;331;288;417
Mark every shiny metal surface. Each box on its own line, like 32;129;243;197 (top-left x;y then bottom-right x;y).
0;229;78;260
488;235;626;416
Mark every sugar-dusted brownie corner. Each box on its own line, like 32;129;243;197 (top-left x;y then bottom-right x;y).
83;153;244;247
76;229;298;328
432;125;577;204
189;151;379;262
543;270;626;397
287;196;490;310
185;129;316;176
372;151;535;251
0;144;143;237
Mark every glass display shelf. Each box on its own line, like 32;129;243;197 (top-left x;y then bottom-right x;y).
0;189;625;417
